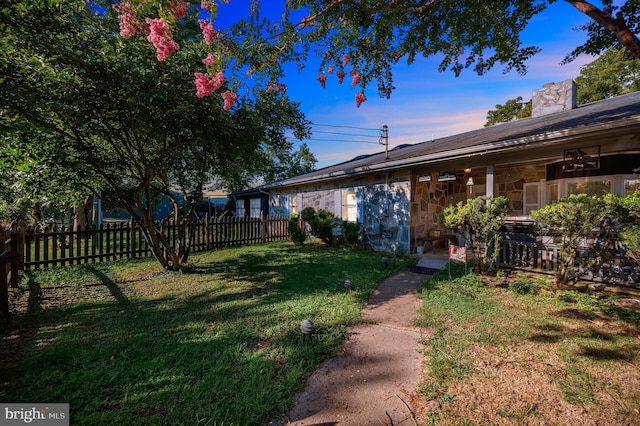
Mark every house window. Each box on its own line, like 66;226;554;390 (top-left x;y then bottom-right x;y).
567;179;611;197
249;198;261;218
625;179;640;195
342;189;357;222
289;194;298;215
236;202;246;218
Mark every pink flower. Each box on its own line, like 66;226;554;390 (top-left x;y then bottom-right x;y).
327;66;334;74
202;53;215;67
201;0;211;9
146;18;180;61
171;2;190;19
199;19;215;45
342;54;350;67
113;2;145;37
336;71;346;84
355;93;366;108
351;73;361;87
316;75;327;89
267;83;287;93
221;90;238;110
194;71;226;97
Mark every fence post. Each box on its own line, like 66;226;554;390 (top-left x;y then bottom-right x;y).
0;264;6;316
10;224;25;288
0;226;8;316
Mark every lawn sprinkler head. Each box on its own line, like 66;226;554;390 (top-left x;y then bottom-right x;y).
300;319;315;335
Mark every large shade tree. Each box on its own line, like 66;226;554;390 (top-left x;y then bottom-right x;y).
0;1;310;269
110;1;640;106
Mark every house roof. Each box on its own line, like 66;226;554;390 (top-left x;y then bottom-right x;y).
265;91;640;189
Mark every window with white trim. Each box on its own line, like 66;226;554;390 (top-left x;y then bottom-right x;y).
342;189;357;222
249;198;261;218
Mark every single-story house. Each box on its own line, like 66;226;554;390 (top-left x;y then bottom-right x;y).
234;80;640;255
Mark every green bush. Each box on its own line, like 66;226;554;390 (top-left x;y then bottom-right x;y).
440;196;510;275
300;208;337;245
288;213;306;245
531;194;607;286
509;275;536;295
342;221;361;247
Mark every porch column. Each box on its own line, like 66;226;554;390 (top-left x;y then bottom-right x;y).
486;165;494;197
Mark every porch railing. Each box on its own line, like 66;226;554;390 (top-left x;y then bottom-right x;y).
498;239;640;287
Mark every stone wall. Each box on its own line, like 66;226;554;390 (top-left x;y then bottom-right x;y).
269;175;412;254
495;163;546;214
411;165;545;244
411;172;484;241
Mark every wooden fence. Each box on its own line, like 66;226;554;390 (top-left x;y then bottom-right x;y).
0;215;289;314
499;239;640;287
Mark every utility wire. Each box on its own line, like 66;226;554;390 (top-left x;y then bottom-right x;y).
312;130;380;138
287;138;379;144
312;123;381;131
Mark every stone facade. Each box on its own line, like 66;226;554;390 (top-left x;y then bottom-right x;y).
411;164;545;246
494;163;546;214
269;175;412;254
411;172;485;242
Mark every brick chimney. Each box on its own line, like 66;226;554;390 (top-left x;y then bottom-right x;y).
531;79;577;118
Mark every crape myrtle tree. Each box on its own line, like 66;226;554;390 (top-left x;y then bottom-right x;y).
110;1;639;107
0;1;310;270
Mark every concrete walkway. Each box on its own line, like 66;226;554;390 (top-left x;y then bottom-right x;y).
276;254;448;425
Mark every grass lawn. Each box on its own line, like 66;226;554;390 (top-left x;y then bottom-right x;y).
415;263;640;425
0;242;414;425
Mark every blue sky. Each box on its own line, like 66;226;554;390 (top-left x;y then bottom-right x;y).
282;2;606;168
219;1;611;168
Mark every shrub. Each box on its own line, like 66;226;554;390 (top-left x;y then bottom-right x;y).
288;213;306;245
509;275;536;295
531;194;607;286
440;196;510;275
301;208;338;246
342;221;361;247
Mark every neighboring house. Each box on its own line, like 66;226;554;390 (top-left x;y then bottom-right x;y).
230;187;271;219
233;80;640;255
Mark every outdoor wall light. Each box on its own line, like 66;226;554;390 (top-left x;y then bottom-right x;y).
464;168;472;173
466;177;474;194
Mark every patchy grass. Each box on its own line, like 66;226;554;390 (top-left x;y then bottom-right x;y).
416;264;640;425
0;242;413;425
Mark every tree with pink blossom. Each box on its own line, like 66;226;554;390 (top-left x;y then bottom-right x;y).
112;0;640;107
1;0;311;269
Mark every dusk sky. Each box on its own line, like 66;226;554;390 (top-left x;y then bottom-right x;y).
226;2;608;169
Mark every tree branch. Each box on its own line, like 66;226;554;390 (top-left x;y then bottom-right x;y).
566;0;640;59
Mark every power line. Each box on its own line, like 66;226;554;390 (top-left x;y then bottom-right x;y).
312;123;381;132
287;138;379;144
313;130;380;138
